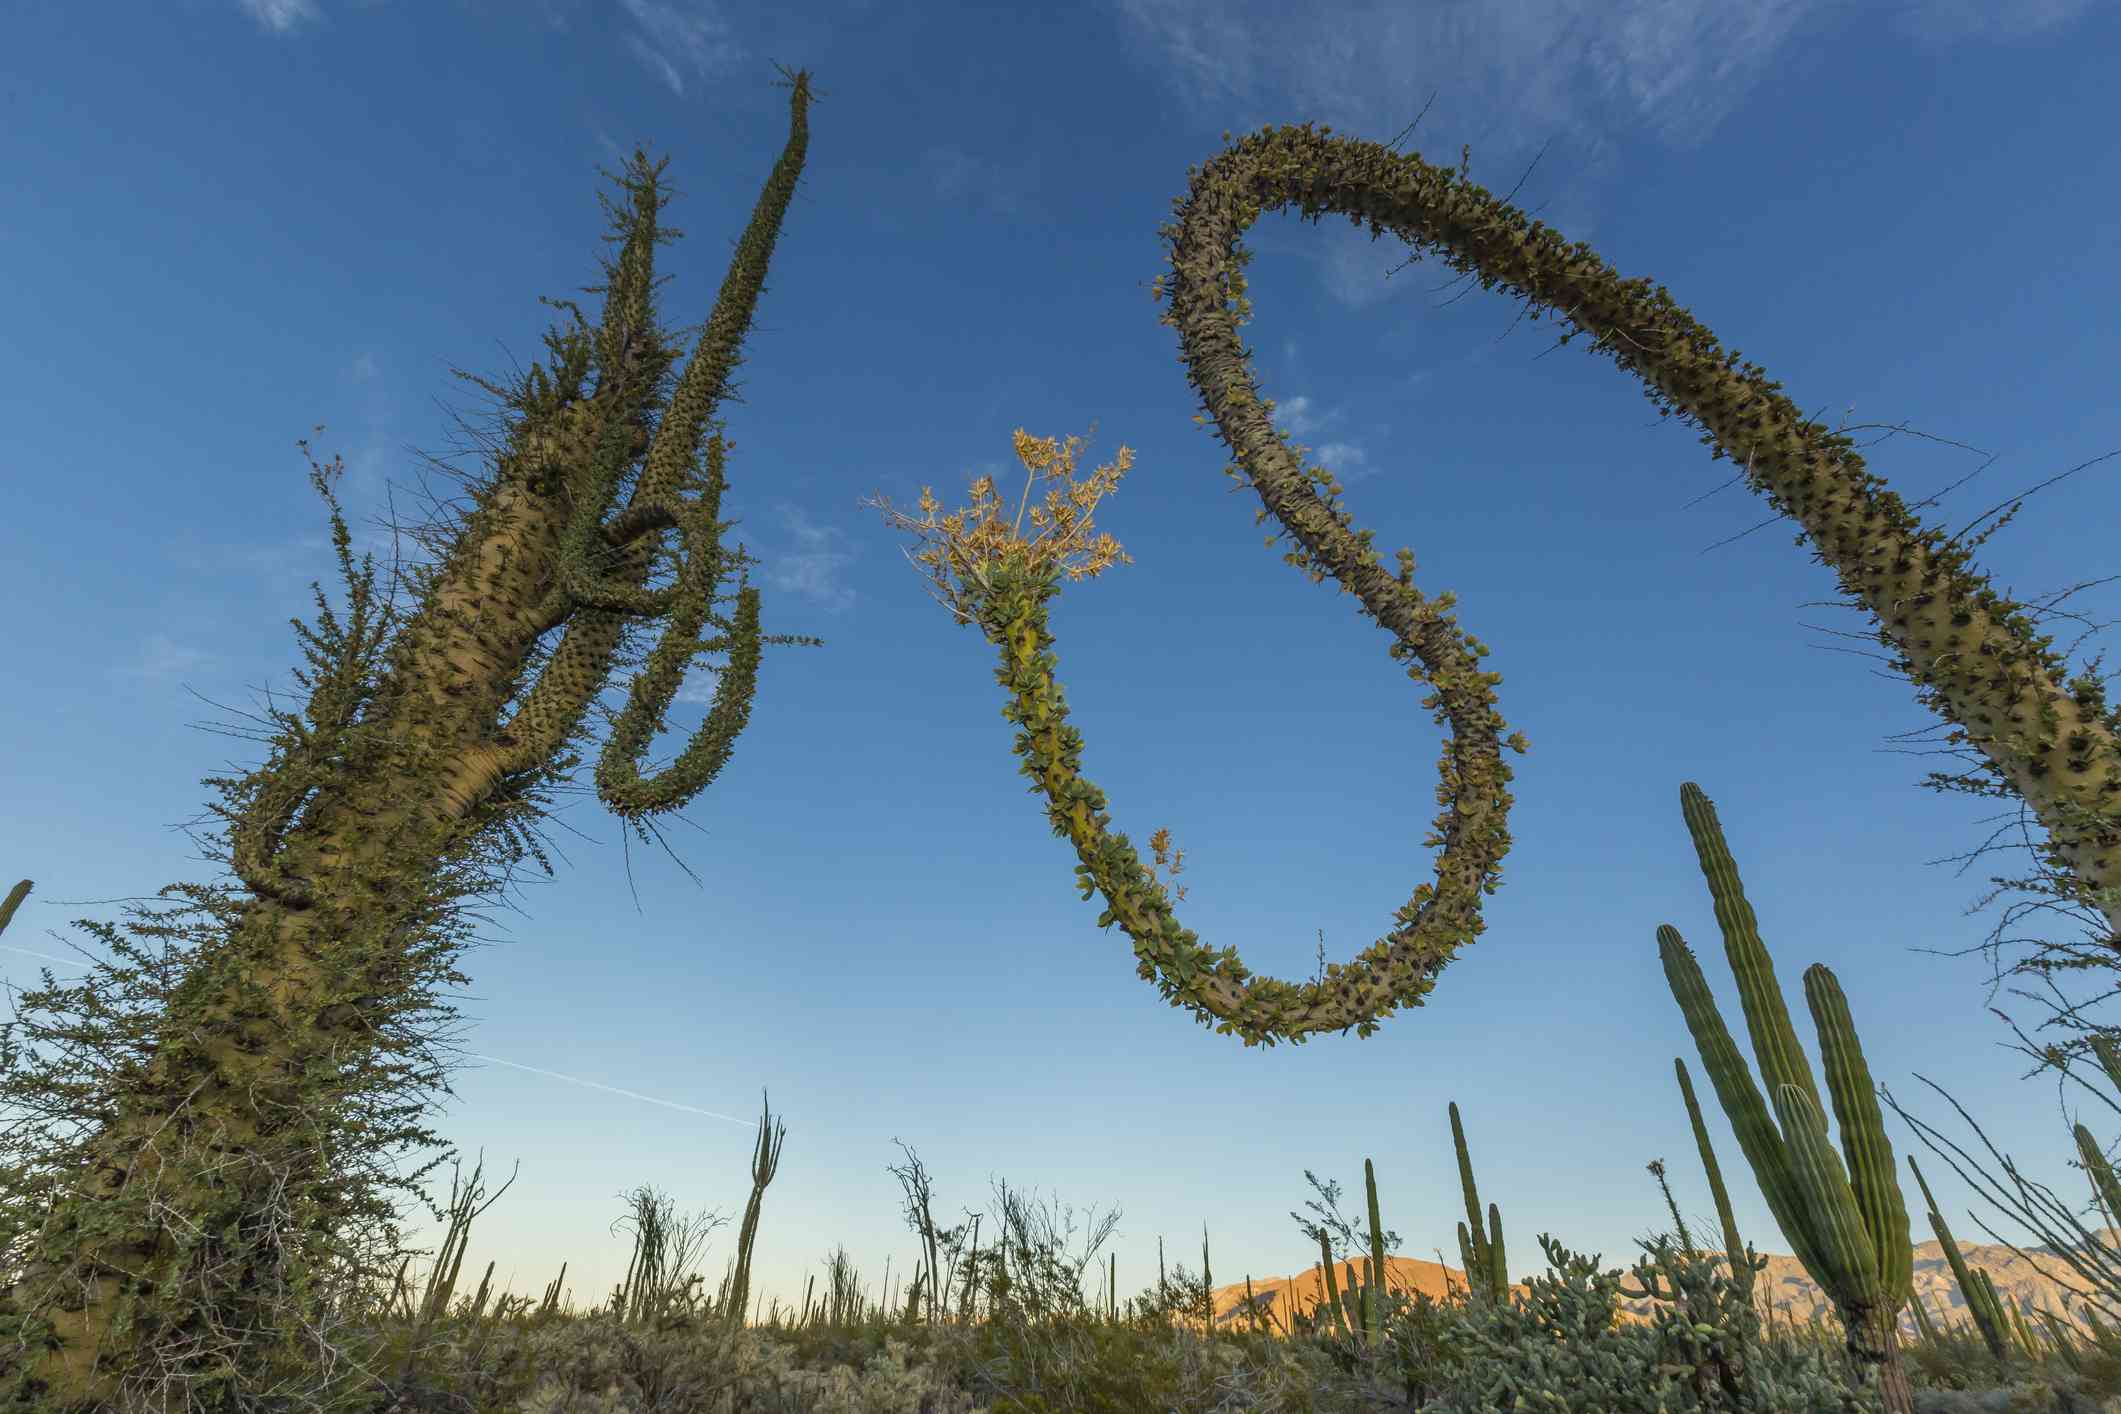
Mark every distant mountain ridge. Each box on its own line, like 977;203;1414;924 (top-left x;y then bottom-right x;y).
1186;1231;2121;1348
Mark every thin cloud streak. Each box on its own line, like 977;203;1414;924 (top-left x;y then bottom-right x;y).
0;941;762;1129
617;0;749;96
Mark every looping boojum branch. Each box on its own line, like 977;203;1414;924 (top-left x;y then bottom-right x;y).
872;118;2121;1049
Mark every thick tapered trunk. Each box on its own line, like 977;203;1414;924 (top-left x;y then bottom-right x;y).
2;413;638;1407
1839;1301;1916;1414
5;75;816;1405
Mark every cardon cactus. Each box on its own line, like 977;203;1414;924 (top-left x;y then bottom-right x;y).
1905;1152;2019;1370
1449;1100;1510;1312
1656;782;1916;1412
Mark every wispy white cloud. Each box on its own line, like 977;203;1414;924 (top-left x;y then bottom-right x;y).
756;503;858;613
589;124;637;173
1116;0;2096;165
1112;0;2103;317
616;0;749;97
1311;441;1371;481
1888;0;2100;44
237;0;322;32
1108;0;2101;481
1110;1;1622;335
1275;393;1321;434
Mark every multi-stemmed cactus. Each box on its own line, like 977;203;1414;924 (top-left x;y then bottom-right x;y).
1450;1101;1509;1315
1656;781;1916;1411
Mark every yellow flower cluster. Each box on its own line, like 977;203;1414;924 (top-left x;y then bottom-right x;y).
863;425;1136;627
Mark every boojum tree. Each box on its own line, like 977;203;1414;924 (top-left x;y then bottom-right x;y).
871;118;2119;1049
0;66;824;1413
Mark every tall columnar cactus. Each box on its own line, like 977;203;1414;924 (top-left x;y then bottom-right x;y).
1314;1227;1352;1340
872;115;2118;1050
1658;781;1916;1411
1;69;823;1410
1449;1101;1510;1312
1361;1157;1389;1346
1906;1153;2019;1369
1197;1224;1216;1334
1672;1056;1768;1311
1615;1059;1772;1340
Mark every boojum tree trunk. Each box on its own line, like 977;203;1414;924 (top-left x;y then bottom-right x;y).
0;68;823;1411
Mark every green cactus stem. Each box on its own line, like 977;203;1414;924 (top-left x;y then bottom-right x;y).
1674;1055;1769;1311
1447;1101;1510;1311
1906;1152;2018;1369
1314;1227;1348;1339
1363;1156;1391;1348
1657;781;1916;1412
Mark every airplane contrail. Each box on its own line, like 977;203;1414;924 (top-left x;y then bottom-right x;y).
0;942;764;1129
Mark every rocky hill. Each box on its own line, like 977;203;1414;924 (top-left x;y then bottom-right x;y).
1181;1232;2121;1351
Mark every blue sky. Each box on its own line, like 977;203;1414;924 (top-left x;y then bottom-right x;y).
5;0;2121;1335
